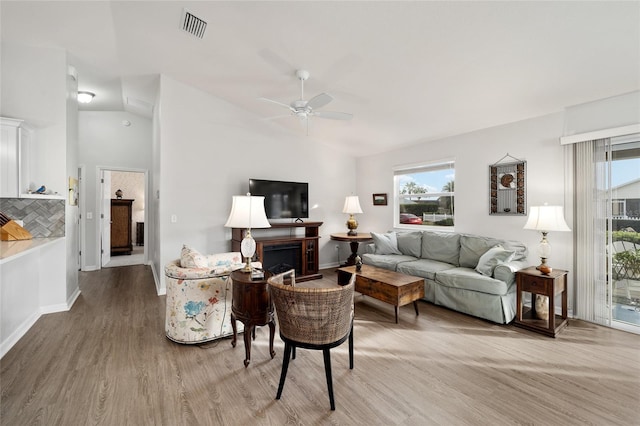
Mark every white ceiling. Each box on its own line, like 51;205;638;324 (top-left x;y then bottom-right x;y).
1;1;639;156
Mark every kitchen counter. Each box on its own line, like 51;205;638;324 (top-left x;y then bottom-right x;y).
0;237;63;264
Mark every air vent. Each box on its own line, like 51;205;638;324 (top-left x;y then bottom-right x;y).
181;9;207;39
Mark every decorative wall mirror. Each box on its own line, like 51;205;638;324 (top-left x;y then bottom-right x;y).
489;154;526;215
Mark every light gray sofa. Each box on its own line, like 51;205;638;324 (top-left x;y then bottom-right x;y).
362;230;528;324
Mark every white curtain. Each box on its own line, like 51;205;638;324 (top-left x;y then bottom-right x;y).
574;138;611;325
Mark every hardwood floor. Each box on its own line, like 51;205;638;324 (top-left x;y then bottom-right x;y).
2;265;639;425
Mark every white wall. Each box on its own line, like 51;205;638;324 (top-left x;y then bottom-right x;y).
1;43;68;196
1;239;67;358
150;85;162;290
563;90;640;137
356;112;575;308
78;111;152;269
0;43;79;350
156;76;356;292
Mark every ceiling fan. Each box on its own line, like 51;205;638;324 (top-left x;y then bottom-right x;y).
259;70;353;132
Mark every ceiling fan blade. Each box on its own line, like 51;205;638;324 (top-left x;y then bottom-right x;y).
258;97;294;111
313;111;353;120
307;93;333;110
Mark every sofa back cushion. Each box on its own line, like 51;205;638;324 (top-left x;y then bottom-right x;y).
421;231;461;266
459;234;527;268
397;231;423;258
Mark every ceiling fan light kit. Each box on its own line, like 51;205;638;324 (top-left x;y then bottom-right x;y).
259;69;353;133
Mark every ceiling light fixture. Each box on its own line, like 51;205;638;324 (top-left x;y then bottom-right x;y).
77;91;95;104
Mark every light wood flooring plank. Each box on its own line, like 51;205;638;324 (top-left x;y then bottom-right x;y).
1;265;639;425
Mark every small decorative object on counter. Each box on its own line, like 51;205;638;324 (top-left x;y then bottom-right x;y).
35;185;46;194
115;189;123;199
355;255;362;272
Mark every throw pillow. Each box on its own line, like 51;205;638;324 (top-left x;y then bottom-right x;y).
371;231;402;255
180;244;208;268
475;245;515;277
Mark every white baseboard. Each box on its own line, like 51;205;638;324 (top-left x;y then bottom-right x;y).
1;310;40;359
1;287;82;359
82;265;99;271
40;287;82;315
66;287;81;310
319;261;340;270
151;262;165;295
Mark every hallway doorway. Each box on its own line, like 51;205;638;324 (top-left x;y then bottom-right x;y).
100;169;147;268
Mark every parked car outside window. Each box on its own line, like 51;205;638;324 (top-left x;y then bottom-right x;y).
399;213;423;224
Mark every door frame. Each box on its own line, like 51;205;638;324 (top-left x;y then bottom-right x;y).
97;166;149;269
78;164;85;270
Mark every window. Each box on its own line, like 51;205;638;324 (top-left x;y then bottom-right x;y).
394;160;455;229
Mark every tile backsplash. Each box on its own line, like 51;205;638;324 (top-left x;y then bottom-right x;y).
0;198;65;237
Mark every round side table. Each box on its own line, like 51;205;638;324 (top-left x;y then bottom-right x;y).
330;232;373;266
230;270;275;367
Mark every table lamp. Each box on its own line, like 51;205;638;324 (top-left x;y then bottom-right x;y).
343;195;363;236
225;193;271;272
523;205;570;274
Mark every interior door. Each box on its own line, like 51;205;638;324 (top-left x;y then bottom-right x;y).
101;170;111;267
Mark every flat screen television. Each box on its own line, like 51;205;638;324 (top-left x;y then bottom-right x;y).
249;179;309;220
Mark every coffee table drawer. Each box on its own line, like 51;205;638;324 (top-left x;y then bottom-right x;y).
356;276;399;305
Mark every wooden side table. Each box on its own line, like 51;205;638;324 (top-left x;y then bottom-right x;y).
515;267;568;337
330;232;372;266
230;270;275;367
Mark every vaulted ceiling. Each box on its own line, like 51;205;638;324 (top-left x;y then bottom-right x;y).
1;1;639;156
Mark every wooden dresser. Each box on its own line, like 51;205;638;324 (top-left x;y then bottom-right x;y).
111;199;133;255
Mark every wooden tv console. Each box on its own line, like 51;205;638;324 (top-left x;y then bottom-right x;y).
231;221;322;282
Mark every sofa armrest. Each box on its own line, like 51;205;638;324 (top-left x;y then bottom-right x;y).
165;258;262;280
494;260;529;287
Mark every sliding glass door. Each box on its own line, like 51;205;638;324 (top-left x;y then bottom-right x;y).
610;137;640;331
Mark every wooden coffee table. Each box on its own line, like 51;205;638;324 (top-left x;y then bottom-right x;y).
337;264;425;323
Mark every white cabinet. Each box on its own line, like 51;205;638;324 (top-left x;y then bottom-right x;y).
0;117;31;198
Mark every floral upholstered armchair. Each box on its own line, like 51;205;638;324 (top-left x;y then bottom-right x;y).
164;246;260;344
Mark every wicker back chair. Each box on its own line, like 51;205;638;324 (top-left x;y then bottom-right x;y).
269;268;297;287
268;270;356;410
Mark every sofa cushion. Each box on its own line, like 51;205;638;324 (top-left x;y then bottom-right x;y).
435;267;509;295
371;231;402;255
397;231;422;258
459;235;527;268
397;258;456;281
475;245;515;277
180;244;208;268
421;231;461;266
362;253;417;271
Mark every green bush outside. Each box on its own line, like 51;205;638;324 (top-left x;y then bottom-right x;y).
400;202;439;216
612;230;640;245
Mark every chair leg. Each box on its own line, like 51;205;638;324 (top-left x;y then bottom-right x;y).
323;348;335;410
348;324;354;370
292;345;296;360
276;342;292;401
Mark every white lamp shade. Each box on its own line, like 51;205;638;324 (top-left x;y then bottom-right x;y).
523;205;571;232
224;195;271;229
342;196;363;214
